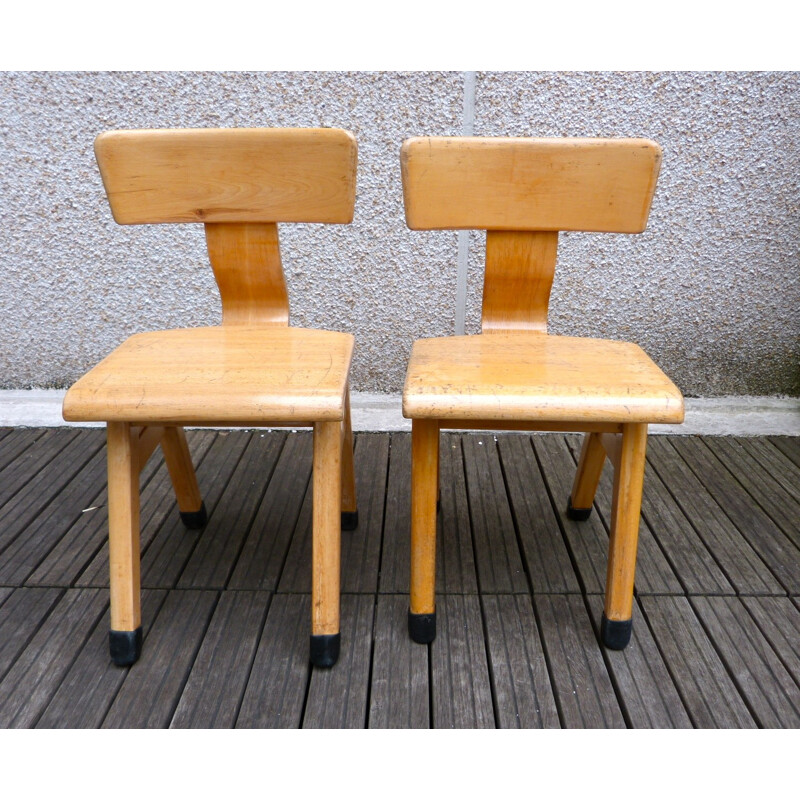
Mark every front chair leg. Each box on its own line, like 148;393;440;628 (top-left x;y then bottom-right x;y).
602;422;648;650
107;422;143;666
161;426;207;529
340;387;359;531
311;420;342;667
568;431;606;520
409;418;439;644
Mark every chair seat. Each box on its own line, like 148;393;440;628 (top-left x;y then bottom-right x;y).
63;325;354;425
403;333;684;424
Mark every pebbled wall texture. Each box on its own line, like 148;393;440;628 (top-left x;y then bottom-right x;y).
1;71;798;396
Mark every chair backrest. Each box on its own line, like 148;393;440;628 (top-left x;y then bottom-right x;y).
94;128;358;325
400;137;661;333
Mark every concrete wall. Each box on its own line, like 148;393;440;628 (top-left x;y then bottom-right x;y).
1;71;798;397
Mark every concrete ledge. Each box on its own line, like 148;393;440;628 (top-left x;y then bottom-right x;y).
1;390;797;436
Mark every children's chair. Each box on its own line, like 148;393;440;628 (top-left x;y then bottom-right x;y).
400;136;684;650
63;128;359;668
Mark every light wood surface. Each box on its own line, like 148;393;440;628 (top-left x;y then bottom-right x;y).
570;432;607;510
401;137;661;232
605;423;648;622
205;222;289;326
63;326;355;425
312;420;342;636
482;231;558;333
161;426;204;514
410;419;439;616
403;333;685;424
107;422;141;632
95;128;358;225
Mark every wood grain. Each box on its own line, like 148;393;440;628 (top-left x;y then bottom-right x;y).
401;136;661;232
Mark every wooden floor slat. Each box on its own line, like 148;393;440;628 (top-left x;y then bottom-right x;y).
0;428;797;729
639;595;758;728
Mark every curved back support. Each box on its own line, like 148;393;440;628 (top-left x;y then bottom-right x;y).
401;137;661;233
400;136;661;333
94;128;358;326
95;128;358;225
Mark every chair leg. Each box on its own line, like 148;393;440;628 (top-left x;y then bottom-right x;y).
602;422;648;650
161;426;207;529
568;432;606;520
311;420;342;667
107;422;143;666
340;387;359;531
409;418;439;644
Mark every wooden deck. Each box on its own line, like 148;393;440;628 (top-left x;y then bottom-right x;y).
0;426;798;729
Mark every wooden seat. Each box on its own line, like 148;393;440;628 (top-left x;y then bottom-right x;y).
63;128;359;668
400;136;684;650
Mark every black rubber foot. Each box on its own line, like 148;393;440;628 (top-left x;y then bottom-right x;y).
566;495;592;521
310;633;340;668
341;510;359;531
180;502;208;530
601;614;633;650
408;610;436;644
109;627;142;666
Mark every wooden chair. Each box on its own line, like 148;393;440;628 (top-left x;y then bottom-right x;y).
400;137;684;650
63;128;359;668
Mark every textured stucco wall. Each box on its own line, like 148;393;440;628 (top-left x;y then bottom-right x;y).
1;71;798;396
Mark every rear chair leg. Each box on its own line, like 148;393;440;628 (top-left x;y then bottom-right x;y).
602;423;648;650
311;420;343;667
161;426;207;529
340;387;359;531
107;422;142;666
568;431;606;520
409;418;439;644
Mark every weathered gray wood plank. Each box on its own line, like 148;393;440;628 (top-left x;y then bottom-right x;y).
769;436;800;470
0;587;62;683
691;596;800;728
532;435;612;595
741;596;800;684
276;433;387;594
647;437;783;594
102;590;218;728
586;595;692;728
534;594;626;728
563;434;684;594
670;436;800;591
36;590;168;728
0;444;108;584
436;434;478;593
639;595;757;728
178;432;286;589
378;433;412;593
705;437;800;542
0;427;47;475
170;590;269;728
302;594;375;728
236;594;311;728
482;593;560;728
72;431;217;588
0;429;101;555
430;594;495;728
496;435;580;594
368;594;429;728
0;428;75;510
0;588;106;728
140;431;252;588
461;435;527;593
635;440;734;595
230;432;312;591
